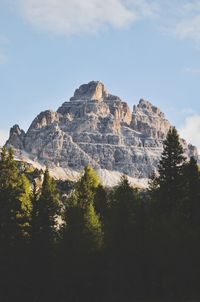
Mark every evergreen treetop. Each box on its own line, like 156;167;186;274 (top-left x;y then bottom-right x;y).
158;127;186;185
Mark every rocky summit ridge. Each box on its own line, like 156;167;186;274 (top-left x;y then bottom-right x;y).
6;81;198;187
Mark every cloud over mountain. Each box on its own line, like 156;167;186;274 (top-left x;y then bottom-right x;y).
13;0;158;35
8;0;200;45
180;115;200;153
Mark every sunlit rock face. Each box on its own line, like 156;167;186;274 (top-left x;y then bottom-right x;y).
6;81;198;182
70;81;108;102
8;124;26;150
131;99;171;140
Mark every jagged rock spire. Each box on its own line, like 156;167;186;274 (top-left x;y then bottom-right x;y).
70;81;109;102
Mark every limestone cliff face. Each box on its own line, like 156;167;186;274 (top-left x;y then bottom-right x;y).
6;81;198;181
131;99;171;139
8;125;26;150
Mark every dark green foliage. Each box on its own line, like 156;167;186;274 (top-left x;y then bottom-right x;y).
56;179;74;195
31;168;61;247
0;147;32;245
1;137;200;301
107;175;139;250
17;174;32;238
182;157;200;224
0;147;33;302
93;184;108;223
147;129;200;300
153;127;186;218
74;165;100;208
158;127;186;183
63;165;103;255
30;181;40;242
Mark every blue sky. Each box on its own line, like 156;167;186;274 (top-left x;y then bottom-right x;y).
0;0;200;150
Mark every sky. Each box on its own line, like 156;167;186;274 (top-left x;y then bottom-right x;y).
0;0;200;150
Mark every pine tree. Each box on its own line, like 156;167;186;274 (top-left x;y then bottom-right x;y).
107;175;139;251
63;166;103;254
17;174;32;239
83;201;103;252
0;147;32;246
182;157;200;224
158;127;185;183
153;127;186;218
0;147;18;189
75;165;100;208
30;181;40;243
33;168;61;247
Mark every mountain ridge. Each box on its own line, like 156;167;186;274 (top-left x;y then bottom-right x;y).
6;81;198;187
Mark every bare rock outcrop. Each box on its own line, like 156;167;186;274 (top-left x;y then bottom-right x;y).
6;81;198;184
131;99;171;139
8;124;25;150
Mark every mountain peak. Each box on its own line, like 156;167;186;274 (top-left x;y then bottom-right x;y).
136;98;164;118
70;81;108;102
6;82;198;185
7;124;25;150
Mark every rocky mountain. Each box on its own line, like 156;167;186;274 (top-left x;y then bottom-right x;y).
6;81;198;187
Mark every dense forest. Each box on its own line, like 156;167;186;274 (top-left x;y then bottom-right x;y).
0;127;200;302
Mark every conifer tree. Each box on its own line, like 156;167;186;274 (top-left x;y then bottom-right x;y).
83;201;103;252
153;127;186;217
74;165;100;208
0;147;32;245
108;175;139;251
34;168;61;247
182;157;200;224
17;174;32;239
64;166;103;254
30;181;40;243
158;127;185;183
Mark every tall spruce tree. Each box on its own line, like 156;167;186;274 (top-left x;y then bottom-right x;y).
17;174;32;239
63;166;103;254
182;157;200;224
32;168;61;247
153;127;186;218
107;175;139;251
75;165;100;209
30;181;40;243
0;147;32;246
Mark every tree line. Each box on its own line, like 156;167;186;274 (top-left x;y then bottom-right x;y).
0;127;200;302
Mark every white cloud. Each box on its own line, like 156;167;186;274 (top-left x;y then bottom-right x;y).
174;17;200;43
12;0;158;35
0;130;9;146
167;1;200;43
8;1;200;44
179;115;200;152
